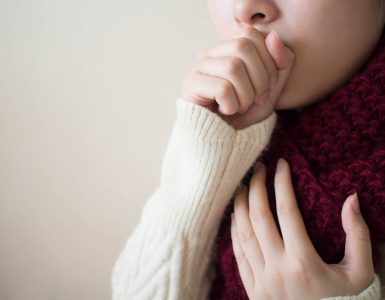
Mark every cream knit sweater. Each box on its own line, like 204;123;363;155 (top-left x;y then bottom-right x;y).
111;97;382;300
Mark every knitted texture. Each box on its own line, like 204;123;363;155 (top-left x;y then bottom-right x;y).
210;30;385;299
321;274;381;300
111;97;278;300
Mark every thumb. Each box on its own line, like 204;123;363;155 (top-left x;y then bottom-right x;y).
340;193;374;280
264;29;295;102
265;29;294;70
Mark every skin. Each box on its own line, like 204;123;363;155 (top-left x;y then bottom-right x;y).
179;0;385;298
207;0;385;110
231;159;374;299
181;1;385;129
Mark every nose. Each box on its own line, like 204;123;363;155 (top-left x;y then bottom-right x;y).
234;0;279;26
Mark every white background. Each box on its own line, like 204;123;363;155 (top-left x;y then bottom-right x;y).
0;0;218;299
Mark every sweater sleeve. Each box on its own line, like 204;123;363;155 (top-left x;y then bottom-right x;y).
320;273;382;300
110;97;278;300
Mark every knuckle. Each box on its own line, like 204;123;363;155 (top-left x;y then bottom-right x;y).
251;204;271;222
238;229;255;245
277;200;294;219
233;243;243;257
237;250;247;261
225;58;243;76
222;105;237;115
242;27;259;39
233;242;247;261
242;27;264;43
219;81;234;98
243;27;256;36
289;258;309;282
267;263;284;286
234;37;255;54
240;102;252;114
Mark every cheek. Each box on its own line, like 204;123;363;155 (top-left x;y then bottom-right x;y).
207;0;238;40
273;43;336;110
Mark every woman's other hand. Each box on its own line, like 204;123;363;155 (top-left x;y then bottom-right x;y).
231;158;375;300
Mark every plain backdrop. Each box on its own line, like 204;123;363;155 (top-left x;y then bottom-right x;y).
0;0;218;299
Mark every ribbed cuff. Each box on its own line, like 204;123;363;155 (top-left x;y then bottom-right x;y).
141;98;277;239
174;97;236;142
320;274;381;300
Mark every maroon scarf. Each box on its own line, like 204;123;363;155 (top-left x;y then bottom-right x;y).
209;30;385;299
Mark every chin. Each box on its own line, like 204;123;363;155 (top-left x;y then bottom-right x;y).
273;88;299;111
274;101;300;111
274;87;323;111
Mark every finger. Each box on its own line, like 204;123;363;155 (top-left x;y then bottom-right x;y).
340;192;374;284
249;163;284;261
194;56;255;114
205;34;271;104
233;185;264;270
231;212;255;290
265;30;295;107
181;71;239;115
265;30;293;70
274;158;318;257
235;27;278;89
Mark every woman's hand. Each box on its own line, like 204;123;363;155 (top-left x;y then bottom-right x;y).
231;158;375;300
181;27;295;130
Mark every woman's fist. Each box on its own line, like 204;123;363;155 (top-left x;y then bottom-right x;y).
181;27;295;129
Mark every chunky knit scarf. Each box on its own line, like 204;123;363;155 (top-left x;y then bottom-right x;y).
209;30;385;299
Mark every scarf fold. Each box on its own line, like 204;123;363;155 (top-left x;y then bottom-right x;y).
209;30;385;299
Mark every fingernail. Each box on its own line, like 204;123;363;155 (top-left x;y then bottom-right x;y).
257;91;269;104
349;192;360;214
